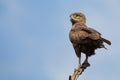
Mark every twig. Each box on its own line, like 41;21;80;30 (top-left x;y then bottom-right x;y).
69;64;89;80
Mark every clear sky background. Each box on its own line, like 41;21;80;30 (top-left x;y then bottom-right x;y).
0;0;120;80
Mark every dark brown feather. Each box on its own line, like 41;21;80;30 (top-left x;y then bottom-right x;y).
102;38;111;45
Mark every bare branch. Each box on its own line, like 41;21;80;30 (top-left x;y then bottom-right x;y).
69;64;89;80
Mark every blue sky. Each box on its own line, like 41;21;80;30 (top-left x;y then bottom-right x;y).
0;0;120;80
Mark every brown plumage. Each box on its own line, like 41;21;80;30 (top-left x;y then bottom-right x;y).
69;12;111;67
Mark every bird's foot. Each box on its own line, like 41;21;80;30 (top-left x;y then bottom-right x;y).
81;62;90;69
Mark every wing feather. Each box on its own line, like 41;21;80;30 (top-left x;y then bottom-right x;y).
80;27;101;40
69;24;101;43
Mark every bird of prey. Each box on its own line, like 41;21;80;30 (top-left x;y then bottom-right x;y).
69;12;111;67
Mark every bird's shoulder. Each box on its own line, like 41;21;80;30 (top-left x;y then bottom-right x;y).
72;23;101;35
69;24;89;42
86;27;101;35
69;23;102;41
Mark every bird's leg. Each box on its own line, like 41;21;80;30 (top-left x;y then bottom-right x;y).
78;56;81;65
81;55;90;68
78;53;81;65
73;44;81;65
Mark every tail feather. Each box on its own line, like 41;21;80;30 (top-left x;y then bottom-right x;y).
102;38;111;45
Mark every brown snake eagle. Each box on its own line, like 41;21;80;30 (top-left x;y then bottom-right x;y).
69;12;111;67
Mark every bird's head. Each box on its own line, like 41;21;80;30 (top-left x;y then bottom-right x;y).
70;12;86;25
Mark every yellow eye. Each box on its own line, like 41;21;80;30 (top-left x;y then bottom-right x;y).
76;15;80;19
